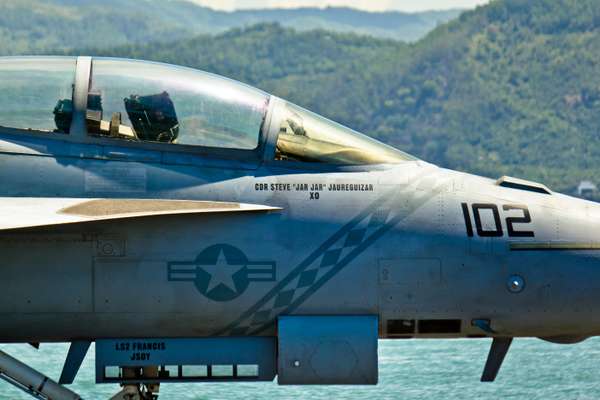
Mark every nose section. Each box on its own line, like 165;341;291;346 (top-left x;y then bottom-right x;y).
525;195;600;333
487;193;600;336
556;195;600;245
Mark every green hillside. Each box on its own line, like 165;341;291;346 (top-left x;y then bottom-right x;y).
4;0;600;193
387;0;600;192
82;23;410;135
76;0;600;193
217;7;461;41
0;0;458;55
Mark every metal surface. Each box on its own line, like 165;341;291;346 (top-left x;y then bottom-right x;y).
481;337;513;382
71;56;92;138
95;338;276;383
59;341;91;384
507;275;525;293
0;350;81;399
0;198;280;231
1;56;600;396
278;316;378;384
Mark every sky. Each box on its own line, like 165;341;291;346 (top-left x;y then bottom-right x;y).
188;0;491;12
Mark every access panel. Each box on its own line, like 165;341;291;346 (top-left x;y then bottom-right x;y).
95;337;276;383
277;315;378;385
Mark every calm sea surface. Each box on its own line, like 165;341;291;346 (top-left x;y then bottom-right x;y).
1;338;599;399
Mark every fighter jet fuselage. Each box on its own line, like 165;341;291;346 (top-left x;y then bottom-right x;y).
1;153;599;342
0;56;597;398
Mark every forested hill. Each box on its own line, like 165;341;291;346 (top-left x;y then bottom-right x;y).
0;0;458;55
83;24;410;133
390;0;600;192
75;0;600;193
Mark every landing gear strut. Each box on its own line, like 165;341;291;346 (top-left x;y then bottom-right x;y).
109;383;158;400
109;367;160;400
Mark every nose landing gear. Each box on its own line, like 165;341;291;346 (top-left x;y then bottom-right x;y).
109;367;160;400
109;383;158;400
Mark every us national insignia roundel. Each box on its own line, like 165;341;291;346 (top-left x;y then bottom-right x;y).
167;244;276;302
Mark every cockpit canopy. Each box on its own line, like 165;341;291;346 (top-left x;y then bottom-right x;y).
0;56;415;165
0;57;76;133
274;102;413;164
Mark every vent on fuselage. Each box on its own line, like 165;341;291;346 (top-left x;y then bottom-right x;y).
418;319;462;334
387;319;415;336
496;176;552;195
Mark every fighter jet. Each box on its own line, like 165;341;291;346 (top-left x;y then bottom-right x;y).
0;56;598;400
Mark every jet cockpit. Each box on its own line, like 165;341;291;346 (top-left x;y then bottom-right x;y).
0;56;414;167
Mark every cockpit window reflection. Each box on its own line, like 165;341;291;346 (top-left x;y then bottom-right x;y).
88;59;269;149
275;102;415;165
0;57;76;134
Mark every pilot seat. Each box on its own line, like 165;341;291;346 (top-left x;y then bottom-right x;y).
124;91;179;143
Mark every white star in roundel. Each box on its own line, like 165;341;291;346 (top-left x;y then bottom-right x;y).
202;249;244;293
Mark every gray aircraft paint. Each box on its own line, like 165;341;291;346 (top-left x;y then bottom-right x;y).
1;129;599;340
1;57;600;397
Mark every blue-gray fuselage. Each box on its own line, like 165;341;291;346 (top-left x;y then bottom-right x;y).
0;57;598;393
0;128;599;343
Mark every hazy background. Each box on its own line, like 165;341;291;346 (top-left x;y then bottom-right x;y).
186;0;490;12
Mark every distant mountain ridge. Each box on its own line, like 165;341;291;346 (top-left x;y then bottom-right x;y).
5;0;599;194
0;0;461;55
77;0;600;193
211;6;462;40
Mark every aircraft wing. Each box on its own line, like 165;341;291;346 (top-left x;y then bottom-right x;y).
0;198;280;231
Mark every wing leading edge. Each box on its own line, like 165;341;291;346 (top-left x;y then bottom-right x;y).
0;198;281;231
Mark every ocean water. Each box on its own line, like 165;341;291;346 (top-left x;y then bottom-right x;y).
1;338;599;399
